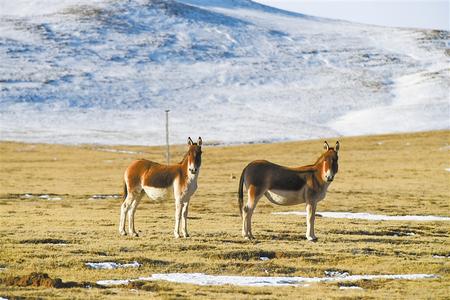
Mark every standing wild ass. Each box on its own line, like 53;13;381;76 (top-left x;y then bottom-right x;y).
238;141;339;241
119;137;202;238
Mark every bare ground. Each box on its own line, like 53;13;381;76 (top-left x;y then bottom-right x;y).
0;130;449;299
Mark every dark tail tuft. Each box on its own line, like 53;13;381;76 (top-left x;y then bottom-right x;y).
238;167;246;218
122;181;127;201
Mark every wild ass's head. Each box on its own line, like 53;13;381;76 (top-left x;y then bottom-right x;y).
320;141;339;183
187;137;202;175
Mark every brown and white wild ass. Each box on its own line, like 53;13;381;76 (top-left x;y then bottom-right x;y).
119;137;202;238
238;141;339;241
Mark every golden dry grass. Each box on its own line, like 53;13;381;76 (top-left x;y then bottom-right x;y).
0;130;449;299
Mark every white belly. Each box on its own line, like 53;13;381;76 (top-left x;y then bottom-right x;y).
143;186;173;200
266;189;306;206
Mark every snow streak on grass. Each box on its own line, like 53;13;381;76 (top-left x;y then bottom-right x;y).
97;272;438;287
273;211;450;221
85;261;141;270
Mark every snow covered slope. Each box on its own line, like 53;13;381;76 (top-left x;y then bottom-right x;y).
0;0;448;145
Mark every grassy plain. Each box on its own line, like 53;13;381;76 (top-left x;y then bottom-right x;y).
0;130;449;299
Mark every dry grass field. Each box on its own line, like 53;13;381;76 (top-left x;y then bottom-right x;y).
0;130;449;299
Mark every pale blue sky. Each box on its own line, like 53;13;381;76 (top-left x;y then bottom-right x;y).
255;0;449;31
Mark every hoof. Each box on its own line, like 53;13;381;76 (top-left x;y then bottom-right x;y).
131;232;139;237
183;233;190;238
119;231;127;236
306;236;318;242
242;232;255;240
174;233;180;239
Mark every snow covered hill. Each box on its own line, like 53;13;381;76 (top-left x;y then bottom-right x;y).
0;0;448;145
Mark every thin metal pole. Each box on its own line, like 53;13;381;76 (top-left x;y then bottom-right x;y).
165;110;170;165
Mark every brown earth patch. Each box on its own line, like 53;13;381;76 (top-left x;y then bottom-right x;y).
126;280;173;292
20;238;69;244
207;250;315;260
2;272;101;289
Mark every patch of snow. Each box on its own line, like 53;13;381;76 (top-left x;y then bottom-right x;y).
259;256;270;261
273;211;450;221
95;148;144;154
89;194;121;200
96;272;438;287
330;67;449;137
85;261;141;270
445;168;450;172
97;276;153;286
0;297;9;300
19;194;62;200
325;270;349;278
20;194;34;199
38;195;62;200
432;255;450;259
340;285;363;290
97;279;132;286
0;0;108;17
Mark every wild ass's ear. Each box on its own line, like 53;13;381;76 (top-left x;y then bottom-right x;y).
323;141;330;151
197;137;202;146
335;141;340;152
188;137;194;145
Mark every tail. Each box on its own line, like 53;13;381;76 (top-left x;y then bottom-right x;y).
238;167;246;219
122;181;128;201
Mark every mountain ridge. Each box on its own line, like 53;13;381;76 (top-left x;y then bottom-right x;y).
0;0;448;145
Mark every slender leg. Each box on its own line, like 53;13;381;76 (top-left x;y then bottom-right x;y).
172;177;183;239
243;185;262;240
181;199;190;238
306;200;318;241
174;197;182;238
242;206;248;238
242;187;251;239
127;192;143;237
119;193;134;236
247;207;255;240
